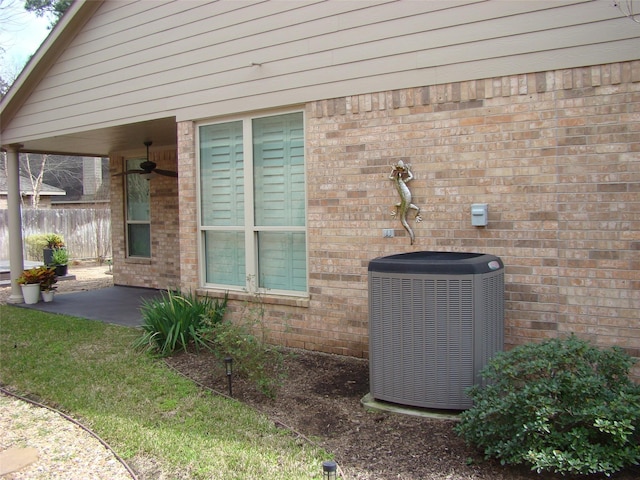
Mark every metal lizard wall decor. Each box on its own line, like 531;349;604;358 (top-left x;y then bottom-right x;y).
389;160;422;245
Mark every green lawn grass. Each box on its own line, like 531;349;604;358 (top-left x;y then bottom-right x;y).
0;306;328;479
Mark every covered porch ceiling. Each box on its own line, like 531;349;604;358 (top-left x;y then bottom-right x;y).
12;117;178;157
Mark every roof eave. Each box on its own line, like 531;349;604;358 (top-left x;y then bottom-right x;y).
0;0;104;134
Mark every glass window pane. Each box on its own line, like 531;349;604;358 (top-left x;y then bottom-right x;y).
204;231;245;286
128;224;150;257
126;161;150;221
258;232;306;291
200;122;244;226
253;112;305;227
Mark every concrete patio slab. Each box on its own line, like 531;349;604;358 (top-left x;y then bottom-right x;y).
11;286;164;327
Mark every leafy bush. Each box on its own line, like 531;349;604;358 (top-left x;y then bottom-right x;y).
17;266;57;289
134;290;228;356
455;335;640;476
25;234;48;261
25;233;65;261
209;293;286;398
210;320;285;398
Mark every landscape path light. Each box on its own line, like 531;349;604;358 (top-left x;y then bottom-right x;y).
224;357;233;396
322;460;337;479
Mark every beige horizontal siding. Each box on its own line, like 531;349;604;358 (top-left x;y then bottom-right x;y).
4;0;639;145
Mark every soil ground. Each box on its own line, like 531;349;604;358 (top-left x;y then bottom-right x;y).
166;349;640;480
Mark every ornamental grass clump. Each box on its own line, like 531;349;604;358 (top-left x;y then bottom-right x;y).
134;290;228;356
455;335;640;476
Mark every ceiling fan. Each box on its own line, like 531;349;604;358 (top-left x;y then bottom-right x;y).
113;141;178;179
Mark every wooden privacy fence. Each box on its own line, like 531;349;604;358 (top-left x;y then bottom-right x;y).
0;208;112;263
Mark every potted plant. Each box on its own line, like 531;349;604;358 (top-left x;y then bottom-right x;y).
52;248;69;276
17;266;56;304
43;233;65;266
17;267;43;304
39;267;58;302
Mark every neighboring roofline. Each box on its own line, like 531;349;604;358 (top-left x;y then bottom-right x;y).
0;173;66;196
14;191;67;197
0;0;104;133
0;190;66;196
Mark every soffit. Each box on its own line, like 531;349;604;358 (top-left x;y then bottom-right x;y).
13;117;178;157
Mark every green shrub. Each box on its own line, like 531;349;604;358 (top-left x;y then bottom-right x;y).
134;290;228;356
25;234;48;261
455;335;640;476
209;292;286;398
24;233;65;261
210;319;285;398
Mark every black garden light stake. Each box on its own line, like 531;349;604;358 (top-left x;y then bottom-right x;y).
322;460;337;480
224;357;233;396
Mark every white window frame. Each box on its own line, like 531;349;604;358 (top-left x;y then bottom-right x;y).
196;109;308;297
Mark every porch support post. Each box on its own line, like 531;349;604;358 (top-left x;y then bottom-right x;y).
5;144;25;304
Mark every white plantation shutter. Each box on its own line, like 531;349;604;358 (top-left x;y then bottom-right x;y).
200;121;245;286
199;111;306;293
200;121;244;226
203;231;245;286
253;113;305;227
253;112;306;291
258;232;306;291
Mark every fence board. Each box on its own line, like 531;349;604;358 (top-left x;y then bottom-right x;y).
0;208;112;262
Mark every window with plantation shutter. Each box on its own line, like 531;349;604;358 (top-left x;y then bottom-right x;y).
253;115;305;227
200;121;244;227
198;111;306;294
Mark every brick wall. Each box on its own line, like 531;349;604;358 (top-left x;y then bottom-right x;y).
303;61;640;362
110;149;180;290
169;61;639;371
177;121;199;289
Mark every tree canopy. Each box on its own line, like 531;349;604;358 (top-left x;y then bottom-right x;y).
24;0;71;27
0;0;72;95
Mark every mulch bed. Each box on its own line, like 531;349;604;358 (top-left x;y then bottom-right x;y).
165;348;640;480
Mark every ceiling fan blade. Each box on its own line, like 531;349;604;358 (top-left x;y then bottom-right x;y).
154;169;179;177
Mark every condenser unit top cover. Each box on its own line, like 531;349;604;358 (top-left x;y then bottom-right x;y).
368;251;503;275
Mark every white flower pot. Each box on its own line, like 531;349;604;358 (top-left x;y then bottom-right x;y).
42;290;55;302
21;284;41;304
